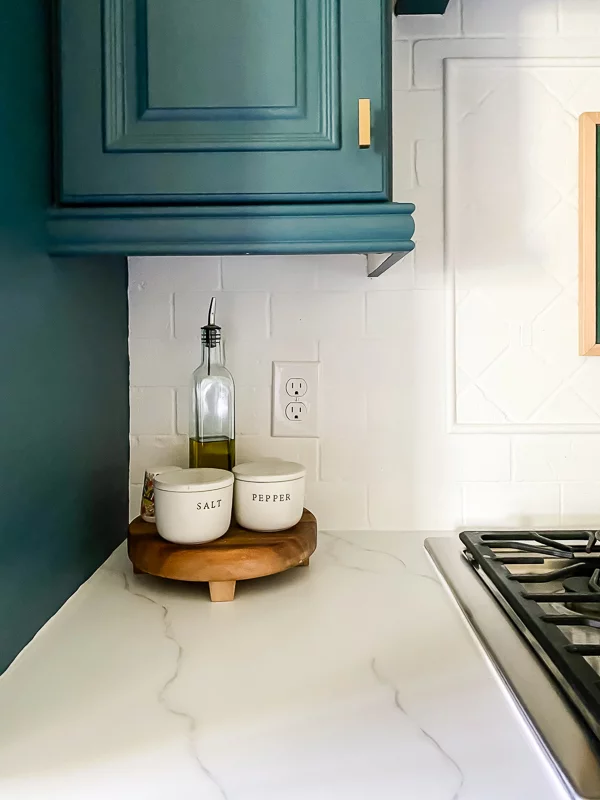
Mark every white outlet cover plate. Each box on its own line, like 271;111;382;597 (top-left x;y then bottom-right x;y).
272;361;320;438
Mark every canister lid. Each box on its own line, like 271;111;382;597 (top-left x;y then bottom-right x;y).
232;460;306;483
154;468;234;493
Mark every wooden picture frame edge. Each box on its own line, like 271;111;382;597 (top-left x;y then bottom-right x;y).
579;112;600;355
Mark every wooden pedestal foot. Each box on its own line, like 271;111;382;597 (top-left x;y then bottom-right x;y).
209;580;236;602
298;558;310;567
133;565;143;574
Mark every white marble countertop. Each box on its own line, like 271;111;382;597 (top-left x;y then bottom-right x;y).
0;531;569;800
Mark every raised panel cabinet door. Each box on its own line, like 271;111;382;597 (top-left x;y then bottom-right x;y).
57;0;392;204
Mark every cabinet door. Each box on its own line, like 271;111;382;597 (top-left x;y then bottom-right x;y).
57;0;391;204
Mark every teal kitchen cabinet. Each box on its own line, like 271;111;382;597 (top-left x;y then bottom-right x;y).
51;0;419;265
57;0;392;204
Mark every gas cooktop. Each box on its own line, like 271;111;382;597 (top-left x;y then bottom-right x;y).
426;532;600;800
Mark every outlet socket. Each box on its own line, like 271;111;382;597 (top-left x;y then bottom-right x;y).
286;378;307;398
272;362;319;438
285;402;307;421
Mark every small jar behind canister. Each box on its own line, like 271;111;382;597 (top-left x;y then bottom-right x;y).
232;461;305;532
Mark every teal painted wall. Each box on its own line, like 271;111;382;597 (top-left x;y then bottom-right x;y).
0;2;129;672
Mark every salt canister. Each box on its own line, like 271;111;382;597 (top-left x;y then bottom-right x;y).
232;461;306;532
154;468;234;544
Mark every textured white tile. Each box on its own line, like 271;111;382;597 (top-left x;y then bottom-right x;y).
393;91;444;140
559;0;600;35
413;239;444;289
450;436;511;482
236;437;319;482
368;481;463;531
530;388;600;424
128;287;171;339
175;387;189;436
130;387;175;435
305;483;369;530
320;435;369;482
513;436;600;481
128;256;221;292
174;292;269;340
317;253;414;291
224;336;319;387
222;255;317;291
414;39;600;89
129;485;143;522
129;339;199;387
456;385;508;424
463;0;559;36
320;390;368;437
235;385;271;437
456;294;510;379
570;361;600;417
463;482;560;527
367;289;445;341
415;140;443;188
477;345;563;422
392;40;411;92
271;293;365;339
562;483;600;525
130;435;188;484
394;0;461;39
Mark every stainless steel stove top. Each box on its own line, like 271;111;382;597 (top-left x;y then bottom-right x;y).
425;536;600;800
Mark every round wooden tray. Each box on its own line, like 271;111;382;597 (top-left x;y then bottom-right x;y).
127;509;317;602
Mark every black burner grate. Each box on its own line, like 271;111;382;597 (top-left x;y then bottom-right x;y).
461;530;600;739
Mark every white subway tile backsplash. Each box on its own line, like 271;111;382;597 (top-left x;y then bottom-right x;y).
130;387;175;435
415;140;443;188
129;256;221;292
236;437;319;482
513;437;600;482
174;291;269;340
129;339;199;387
128;3;600;532
130;435;188;484
394;0;461;39
392;41;411;92
561;483;600;526
128;288;171;339
368;480;463;531
463;483;561;528
271;292;365;339
222;256;318;292
130;485;143;522
559;0;600;35
463;0;559;36
305;482;369;530
316;254;414;292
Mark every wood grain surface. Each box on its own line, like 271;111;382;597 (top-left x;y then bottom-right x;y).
128;509;317;601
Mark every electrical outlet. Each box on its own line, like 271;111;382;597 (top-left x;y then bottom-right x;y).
285;402;307;421
286;378;307;398
272;362;319;437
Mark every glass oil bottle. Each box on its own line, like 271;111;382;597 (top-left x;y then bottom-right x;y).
189;298;235;470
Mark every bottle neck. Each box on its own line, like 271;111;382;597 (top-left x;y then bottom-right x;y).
201;341;224;370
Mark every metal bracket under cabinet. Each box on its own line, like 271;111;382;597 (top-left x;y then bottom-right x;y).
366;251;410;278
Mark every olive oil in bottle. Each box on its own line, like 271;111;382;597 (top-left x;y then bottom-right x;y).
189;298;235;470
188;436;235;471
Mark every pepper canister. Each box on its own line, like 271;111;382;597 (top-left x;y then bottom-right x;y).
232;461;306;532
154;468;234;544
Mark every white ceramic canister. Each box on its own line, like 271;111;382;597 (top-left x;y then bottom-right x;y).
154;468;234;544
232;461;306;532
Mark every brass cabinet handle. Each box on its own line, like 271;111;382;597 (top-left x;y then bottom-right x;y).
358;98;372;148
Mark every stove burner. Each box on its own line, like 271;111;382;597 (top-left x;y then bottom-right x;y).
564;571;600;620
483;529;600;559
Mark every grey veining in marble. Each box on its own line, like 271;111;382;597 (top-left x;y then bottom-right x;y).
0;530;567;800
